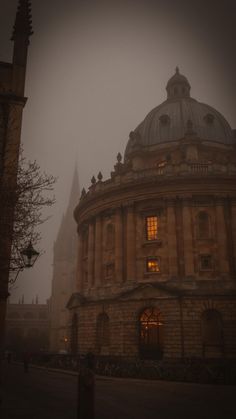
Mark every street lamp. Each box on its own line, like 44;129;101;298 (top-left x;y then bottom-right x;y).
9;241;40;284
20;241;39;268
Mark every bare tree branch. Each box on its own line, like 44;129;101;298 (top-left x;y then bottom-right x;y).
1;148;56;283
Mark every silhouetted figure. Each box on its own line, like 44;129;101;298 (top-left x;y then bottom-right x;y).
78;353;95;419
23;352;30;373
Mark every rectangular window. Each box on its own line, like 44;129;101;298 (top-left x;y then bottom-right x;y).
146;216;158;241
200;255;213;270
147;258;160;273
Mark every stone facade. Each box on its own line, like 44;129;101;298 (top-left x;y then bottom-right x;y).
0;0;33;355
68;69;236;361
49;169;79;352
5;298;49;353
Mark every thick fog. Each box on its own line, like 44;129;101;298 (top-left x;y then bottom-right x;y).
1;0;236;303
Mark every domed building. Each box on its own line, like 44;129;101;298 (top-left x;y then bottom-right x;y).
68;69;236;361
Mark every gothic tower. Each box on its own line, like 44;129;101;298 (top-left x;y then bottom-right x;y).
50;168;80;352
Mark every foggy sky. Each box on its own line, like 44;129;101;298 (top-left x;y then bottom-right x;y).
1;0;236;303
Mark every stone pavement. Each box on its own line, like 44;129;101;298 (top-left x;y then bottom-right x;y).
1;361;236;419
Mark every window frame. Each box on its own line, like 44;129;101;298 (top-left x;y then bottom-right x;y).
199;254;213;271
145;215;159;242
146;257;161;274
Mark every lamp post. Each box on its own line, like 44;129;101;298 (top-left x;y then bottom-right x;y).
20;241;40;268
8;241;40;284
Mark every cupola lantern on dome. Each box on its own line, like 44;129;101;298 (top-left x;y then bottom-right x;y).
124;68;234;159
166;67;191;99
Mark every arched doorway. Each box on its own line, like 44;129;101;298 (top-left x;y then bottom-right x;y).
139;307;163;359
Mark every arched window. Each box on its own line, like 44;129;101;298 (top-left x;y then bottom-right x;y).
70;313;78;355
139;307;163;360
106;224;115;250
202;309;223;357
197;211;210;239
96;313;110;353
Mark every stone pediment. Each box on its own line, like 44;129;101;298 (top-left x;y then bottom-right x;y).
66;292;86;309
118;283;178;301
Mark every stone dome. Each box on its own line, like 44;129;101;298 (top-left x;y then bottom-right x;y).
125;68;234;157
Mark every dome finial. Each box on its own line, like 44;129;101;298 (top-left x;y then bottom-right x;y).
166;67;191;99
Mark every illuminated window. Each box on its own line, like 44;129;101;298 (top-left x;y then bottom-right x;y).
200;254;212;270
147;258;160;273
139;307;163;360
146;216;158;241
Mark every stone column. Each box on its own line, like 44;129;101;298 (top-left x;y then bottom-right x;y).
216;201;229;273
76;230;83;292
87;221;95;287
115;207;123;282
182;201;194;276
167;202;178;276
94;215;102;286
126;205;136;282
175;199;185;277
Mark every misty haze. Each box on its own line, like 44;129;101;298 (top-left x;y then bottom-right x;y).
0;0;235;303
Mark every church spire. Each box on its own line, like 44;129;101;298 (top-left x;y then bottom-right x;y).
54;167;80;262
67;165;80;216
11;0;33;43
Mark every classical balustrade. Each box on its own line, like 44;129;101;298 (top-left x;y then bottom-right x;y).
79;161;236;204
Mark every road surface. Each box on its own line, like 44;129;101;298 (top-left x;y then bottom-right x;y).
1;362;236;419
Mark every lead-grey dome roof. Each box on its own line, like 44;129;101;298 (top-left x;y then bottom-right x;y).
125;68;234;157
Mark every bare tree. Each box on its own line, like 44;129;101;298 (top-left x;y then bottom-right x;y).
4;149;56;283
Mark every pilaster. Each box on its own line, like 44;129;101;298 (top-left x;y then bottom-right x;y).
167;201;178;276
115;207;123;282
87;220;95;287
182;201;194;276
126;205;136;282
94;215;102;286
215;200;229;273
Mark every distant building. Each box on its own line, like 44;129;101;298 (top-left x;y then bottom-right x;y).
68;69;236;360
49;169;79;352
5;297;49;353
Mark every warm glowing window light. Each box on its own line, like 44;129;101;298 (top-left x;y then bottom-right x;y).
147;258;160;273
146;216;158;241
